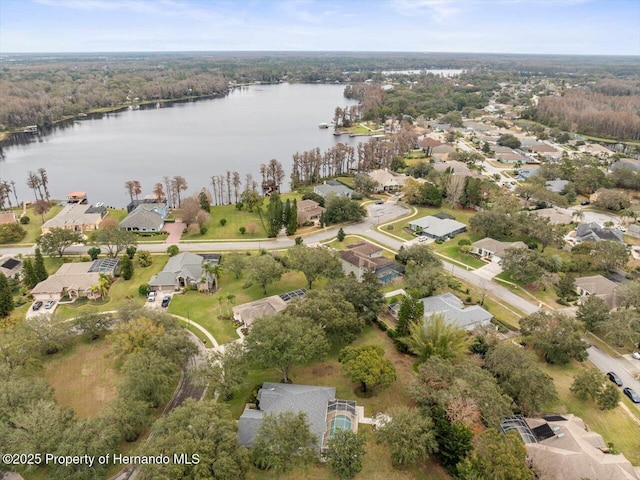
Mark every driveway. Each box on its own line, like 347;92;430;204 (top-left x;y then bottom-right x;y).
162;221;185;244
474;261;503;280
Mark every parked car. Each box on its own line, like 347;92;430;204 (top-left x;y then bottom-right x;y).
147;291;156;302
44;300;55;309
632;352;640;360
418;236;428;242
607;371;623;386
161;295;171;308
375;200;384;205
623;387;640;403
32;301;43;311
580;200;590;205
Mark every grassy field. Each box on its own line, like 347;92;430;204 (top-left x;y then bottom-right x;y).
181;203;268;240
169;269;310;344
8;204;64;244
44;337;118;418
432;242;486;269
541;361;640;466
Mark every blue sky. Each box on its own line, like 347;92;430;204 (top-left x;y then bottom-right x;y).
1;0;638;55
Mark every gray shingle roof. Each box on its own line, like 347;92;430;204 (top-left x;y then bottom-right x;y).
408;215;467;238
119;206;164;230
313;182;353;198
149;252;205;288
575;223;623;242
420;293;493;330
238;383;336;450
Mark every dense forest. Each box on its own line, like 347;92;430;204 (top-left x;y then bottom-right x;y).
532;80;640;141
0;52;638;135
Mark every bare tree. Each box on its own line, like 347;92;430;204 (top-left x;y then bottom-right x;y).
226;171;232;204
163;176;172;208
124;181;135;203
33;199;50;223
132;180;142;201
153;182;164;202
10;180;19;206
26;171;42;201
232;171;241;204
37;168;50;201
171;176;188;208
446;175;466;209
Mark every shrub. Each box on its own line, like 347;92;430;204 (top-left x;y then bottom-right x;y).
386;225;394;231
219;218;227;226
0;223;26;244
458;238;470;246
167;245;179;256
242;282;253;289
138;284;150;296
239;226;246;234
295;236;303;245
19;216;30;225
200;226;208;235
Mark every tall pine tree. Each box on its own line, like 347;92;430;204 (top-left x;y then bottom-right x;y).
286;198;298;235
0;272;14;317
34;248;48;282
265;192;283;238
22;258;38;288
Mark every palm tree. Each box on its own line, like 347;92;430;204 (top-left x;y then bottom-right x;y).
226;294;236;318
403;314;471;361
202;262;222;291
572;210;584;223
93;273;112;299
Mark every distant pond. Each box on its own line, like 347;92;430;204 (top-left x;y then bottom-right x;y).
0;83;358;208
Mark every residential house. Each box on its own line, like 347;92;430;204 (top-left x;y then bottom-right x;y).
527;143;562;161
365;169;407;192
471;238;528;263
544;179;569;194
578;143;614;158
407;215;467;240
531;208;573;225
419;137;444;156
575;275;623;309
432;160;481;178
575;223;623;243
496;151;528;164
502;414;639;480
148;252;215;293
297;199;325;226
0;256;22;279
119;203;169;232
0;212;18;225
126;195;166;213
30;262;108;301
313;180;353;199
238;383;358;451
418;293;493;330
339;241;403;284
232;289;306;327
41;204;107;234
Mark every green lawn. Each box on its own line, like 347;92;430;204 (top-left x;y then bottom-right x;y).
181;203;268;240
380;205;477;241
169;269;310;344
541;361;640;466
432;242;486;269
9;204;64;244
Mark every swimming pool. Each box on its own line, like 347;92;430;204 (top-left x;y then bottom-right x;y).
330;414;352;435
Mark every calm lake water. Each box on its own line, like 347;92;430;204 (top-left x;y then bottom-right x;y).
0;84;358;208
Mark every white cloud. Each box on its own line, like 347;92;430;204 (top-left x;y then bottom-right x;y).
391;0;460;20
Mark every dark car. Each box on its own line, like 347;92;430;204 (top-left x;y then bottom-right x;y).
580;200;590;205
161;295;171;308
32;301;43;311
623;387;640;403
607;371;623;386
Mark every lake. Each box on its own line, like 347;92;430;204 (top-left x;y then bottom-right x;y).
0;84;358;208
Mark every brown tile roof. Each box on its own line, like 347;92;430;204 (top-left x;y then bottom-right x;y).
346;241;382;257
0;212;17;225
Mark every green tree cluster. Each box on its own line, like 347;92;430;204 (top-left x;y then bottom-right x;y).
339;344;396;394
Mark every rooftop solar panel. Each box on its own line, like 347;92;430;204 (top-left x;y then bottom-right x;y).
1;258;21;269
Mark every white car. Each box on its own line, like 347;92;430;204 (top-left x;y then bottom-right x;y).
632;352;640;360
147;291;156;302
418;236;428;242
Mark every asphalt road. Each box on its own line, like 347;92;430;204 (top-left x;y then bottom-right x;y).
586;346;640;412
